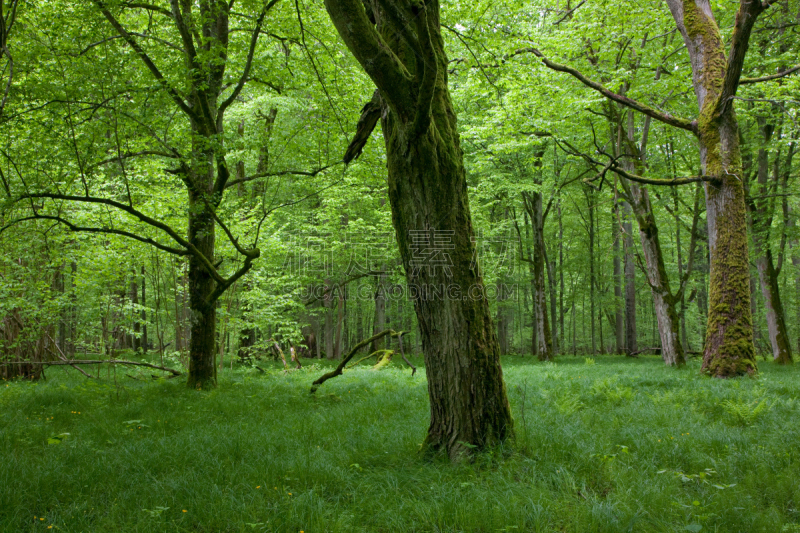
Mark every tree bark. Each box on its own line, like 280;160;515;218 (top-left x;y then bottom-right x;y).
666;0;759;376
622;201;638;355
371;270;387;353
327;0;513;457
612;193;624;354
748;121;792;364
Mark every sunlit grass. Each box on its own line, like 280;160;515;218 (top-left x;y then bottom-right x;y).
1;355;799;532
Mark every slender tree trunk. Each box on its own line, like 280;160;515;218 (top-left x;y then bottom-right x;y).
587;190;596;355
749;121;792;364
613;194;624;354
141;265;147;353
623;201;638;355
371;270;387;353
131;267;140;352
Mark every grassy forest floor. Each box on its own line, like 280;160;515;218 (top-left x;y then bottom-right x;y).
1;354;799;533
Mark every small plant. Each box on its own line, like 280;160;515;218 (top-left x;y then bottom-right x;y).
591;377;634;405
720;398;771;426
584;357;595;365
556;394;585;415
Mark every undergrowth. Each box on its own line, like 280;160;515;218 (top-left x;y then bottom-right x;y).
1;355;799;532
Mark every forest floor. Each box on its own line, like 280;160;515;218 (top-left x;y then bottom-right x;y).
1;354;799;532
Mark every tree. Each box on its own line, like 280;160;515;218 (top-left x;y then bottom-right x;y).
531;0;798;376
1;0;335;388
323;0;513;458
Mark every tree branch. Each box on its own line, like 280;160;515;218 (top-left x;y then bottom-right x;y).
17;193;224;283
310;329;400;393
224;163;338;189
529;48;697;133
343;89;382;164
323;0;411;114
123;2;173;17
0;214;190;256
740;64;800;84
93;1;196;120
718;0;769;114
217;0;281;123
410;2;437;139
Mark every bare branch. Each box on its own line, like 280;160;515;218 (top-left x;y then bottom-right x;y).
528;48;697;133
224;163;339;189
0;214;191;256
123;2;173;17
553;0;586;25
740;64;800;84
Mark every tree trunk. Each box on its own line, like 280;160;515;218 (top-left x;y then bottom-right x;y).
141;265;148;353
748;121;792;364
186;185;217;389
665;0;758;376
327;0;513;457
628;182;685;365
612;195;624;354
371;270;387;353
623;201;638;355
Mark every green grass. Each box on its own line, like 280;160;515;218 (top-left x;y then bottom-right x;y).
2;355;800;532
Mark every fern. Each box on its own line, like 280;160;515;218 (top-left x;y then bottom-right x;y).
721;398;771;426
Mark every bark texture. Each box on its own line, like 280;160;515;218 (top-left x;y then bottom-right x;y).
666;0;762;376
327;0;513;458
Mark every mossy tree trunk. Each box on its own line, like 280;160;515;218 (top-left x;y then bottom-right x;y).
326;0;513;458
535;0;773;376
666;0;766;376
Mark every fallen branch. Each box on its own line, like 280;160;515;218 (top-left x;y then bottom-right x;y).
310;329;398;393
44;332;95;379
2;359;182;376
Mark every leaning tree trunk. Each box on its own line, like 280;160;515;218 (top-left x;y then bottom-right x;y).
627;182;685;366
384;93;512;457
326;0;513;458
618;111;685;366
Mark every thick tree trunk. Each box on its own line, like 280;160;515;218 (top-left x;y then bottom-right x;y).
383;103;512;456
666;0;757;376
327;0;513;458
186;191;217;389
